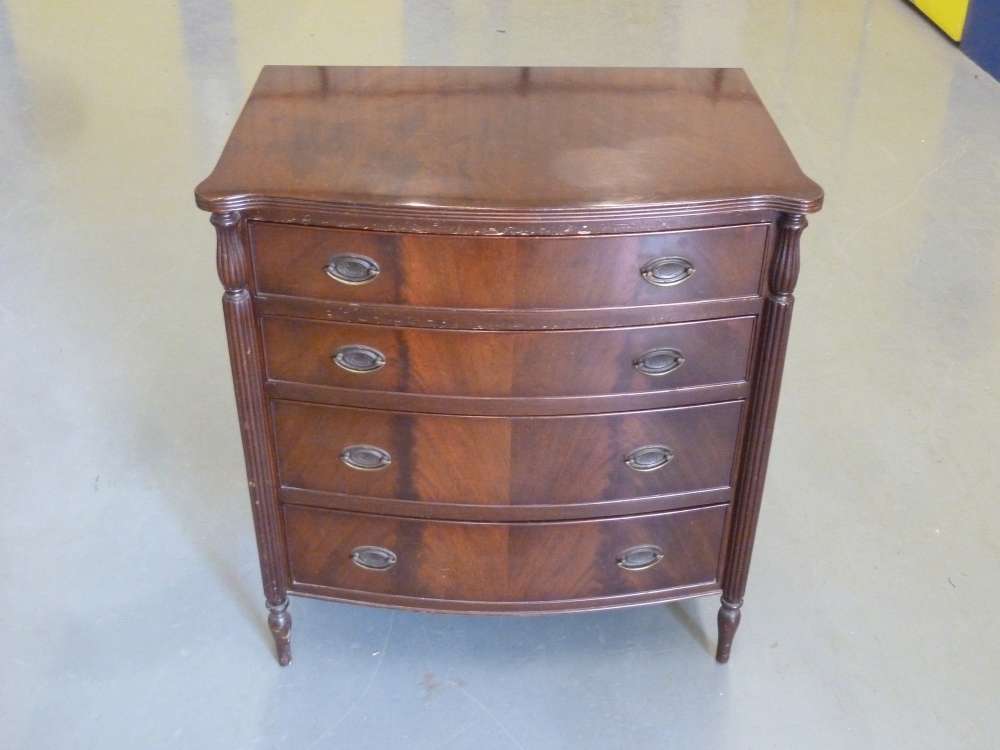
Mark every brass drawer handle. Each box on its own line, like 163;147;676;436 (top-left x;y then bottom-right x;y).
324;254;380;285
340;444;392;471
633;347;685;376
616;544;664;571
333;345;386;373
625;444;674;472
351;546;397;571
641;256;695;287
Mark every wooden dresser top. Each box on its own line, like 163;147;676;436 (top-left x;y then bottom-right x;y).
196;66;822;226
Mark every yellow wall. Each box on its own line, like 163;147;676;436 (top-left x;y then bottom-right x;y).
912;0;969;41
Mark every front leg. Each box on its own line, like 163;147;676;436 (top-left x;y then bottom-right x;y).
267;599;292;666
715;598;741;663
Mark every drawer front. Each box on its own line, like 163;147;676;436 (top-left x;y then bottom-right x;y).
284;505;726;605
274;400;742;509
251;222;768;309
262;316;754;398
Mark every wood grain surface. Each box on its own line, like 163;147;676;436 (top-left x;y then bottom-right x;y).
273;400;743;509
262;316;755;397
196;66;822;229
284;504;728;607
250;221;768;308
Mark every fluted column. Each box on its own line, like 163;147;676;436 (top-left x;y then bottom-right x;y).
212;211;292;666
716;213;806;663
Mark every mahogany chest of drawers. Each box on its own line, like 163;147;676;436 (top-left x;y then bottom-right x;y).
195;66;822;666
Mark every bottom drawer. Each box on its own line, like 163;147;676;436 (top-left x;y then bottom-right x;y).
284;504;727;610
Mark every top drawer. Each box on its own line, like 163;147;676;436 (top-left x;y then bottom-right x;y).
250;222;768;309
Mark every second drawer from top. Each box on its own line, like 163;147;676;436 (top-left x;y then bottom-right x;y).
262;316;755;399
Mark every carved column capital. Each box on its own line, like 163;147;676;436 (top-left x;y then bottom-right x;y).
210;210;241;229
212;211;249;294
770;213;806;300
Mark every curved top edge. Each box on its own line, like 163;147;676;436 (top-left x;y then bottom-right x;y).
194;188;823;231
196;66;826;232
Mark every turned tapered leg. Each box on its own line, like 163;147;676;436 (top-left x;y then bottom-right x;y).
715;598;742;663
268;599;292;666
717;214;808;664
213;211;292;666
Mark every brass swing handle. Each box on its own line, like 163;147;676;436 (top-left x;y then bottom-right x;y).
340;444;392;471
625;445;674;472
640;256;695;287
333;345;386;373
616;544;664;571
324;254;380;285
351;546;397;571
633;347;685;376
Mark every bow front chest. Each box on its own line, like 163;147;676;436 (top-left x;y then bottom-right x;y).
195;66;822;665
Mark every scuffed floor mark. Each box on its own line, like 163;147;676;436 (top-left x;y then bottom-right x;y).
453;681;528;750
421;671;441;700
316;611;397;739
842;137;974;246
421;672;466;702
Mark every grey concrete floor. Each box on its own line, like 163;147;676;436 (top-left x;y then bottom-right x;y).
2;2;998;748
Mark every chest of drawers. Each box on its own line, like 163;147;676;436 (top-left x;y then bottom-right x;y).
195;66;822;666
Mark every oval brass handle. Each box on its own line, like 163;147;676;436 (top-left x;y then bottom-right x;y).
641;256;695;287
351;546;397;571
625;444;674;472
340;444;392;471
324;254;380;285
616;544;664;571
333;345;386;373
633;347;685;376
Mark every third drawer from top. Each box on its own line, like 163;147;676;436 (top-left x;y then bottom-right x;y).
273;399;744;518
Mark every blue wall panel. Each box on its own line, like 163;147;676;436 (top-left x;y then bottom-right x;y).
963;0;1000;80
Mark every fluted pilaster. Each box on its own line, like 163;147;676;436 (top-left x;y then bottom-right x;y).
716;212;807;663
212;212;292;664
